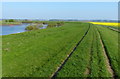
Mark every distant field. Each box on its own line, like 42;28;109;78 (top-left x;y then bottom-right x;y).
0;20;22;25
90;22;120;27
2;22;119;78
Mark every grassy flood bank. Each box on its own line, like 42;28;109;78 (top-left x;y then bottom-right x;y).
2;21;119;77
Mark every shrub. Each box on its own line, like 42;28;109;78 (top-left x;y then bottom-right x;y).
47;24;56;28
9;19;15;22
25;25;39;31
57;22;64;26
43;22;48;24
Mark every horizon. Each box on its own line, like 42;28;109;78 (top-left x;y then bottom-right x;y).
0;18;118;21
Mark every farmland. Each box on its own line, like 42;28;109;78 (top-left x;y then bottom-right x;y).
2;21;119;78
90;22;120;27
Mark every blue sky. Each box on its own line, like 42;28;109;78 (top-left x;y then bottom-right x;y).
2;2;118;20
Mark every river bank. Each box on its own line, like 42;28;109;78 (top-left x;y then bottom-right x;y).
0;21;22;26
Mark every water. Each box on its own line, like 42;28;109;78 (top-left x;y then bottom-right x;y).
40;24;48;29
1;23;48;35
0;23;30;35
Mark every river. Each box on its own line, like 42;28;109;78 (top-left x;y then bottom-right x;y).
0;23;47;35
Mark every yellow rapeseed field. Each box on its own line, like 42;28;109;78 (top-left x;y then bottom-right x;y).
90;22;120;27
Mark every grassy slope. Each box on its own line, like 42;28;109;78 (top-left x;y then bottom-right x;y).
97;26;119;77
2;22;89;77
2;22;118;77
57;24;111;77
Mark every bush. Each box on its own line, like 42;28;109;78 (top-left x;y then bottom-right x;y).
25;25;39;31
9;19;15;22
57;22;64;26
47;24;56;28
42;22;48;24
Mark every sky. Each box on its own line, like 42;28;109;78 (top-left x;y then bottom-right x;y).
2;2;118;20
2;0;119;2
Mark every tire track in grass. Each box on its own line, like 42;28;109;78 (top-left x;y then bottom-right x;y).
84;28;94;77
95;27;104;77
99;25;119;33
107;27;119;33
86;37;94;77
97;28;115;78
86;26;99;77
50;24;91;79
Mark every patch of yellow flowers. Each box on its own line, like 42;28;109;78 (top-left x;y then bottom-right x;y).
89;22;120;27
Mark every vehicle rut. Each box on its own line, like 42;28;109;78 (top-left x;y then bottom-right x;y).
84;30;94;77
50;24;91;79
108;27;119;32
99;25;119;33
97;28;115;78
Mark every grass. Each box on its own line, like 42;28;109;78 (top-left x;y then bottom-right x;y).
56;24;111;77
97;26;119;77
2;22;89;77
2;21;118;77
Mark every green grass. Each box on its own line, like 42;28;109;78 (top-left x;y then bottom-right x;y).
97;26;119;77
2;22;89;77
0;35;1;78
2;22;118;77
56;24;111;77
89;25;111;77
98;25;119;32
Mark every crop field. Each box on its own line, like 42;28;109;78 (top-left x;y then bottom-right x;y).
2;22;119;78
90;22;120;33
90;22;120;27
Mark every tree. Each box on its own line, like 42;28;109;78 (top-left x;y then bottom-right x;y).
9;19;14;22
